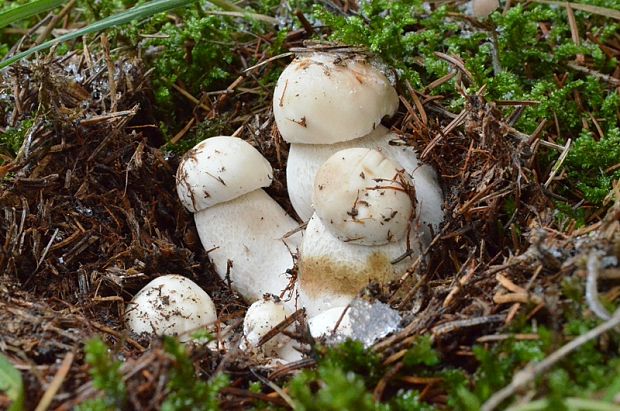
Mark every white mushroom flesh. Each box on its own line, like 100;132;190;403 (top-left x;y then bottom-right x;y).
308;306;353;340
194;189;300;304
273;52;398;145
125;275;217;342
313;147;414;246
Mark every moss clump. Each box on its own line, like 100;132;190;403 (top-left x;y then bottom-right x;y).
565;127;620;204
75;338;126;411
160;336;228;411
0;119;34;162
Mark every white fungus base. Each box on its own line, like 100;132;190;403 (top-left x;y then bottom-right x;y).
298;214;421;317
194;189;301;306
287;126;444;243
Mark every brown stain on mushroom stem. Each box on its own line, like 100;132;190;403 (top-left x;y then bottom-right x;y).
299;252;395;298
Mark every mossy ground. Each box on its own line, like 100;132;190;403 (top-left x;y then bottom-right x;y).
0;0;619;410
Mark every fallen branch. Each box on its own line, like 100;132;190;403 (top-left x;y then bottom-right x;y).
482;309;620;411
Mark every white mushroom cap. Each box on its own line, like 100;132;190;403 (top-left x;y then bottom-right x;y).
298;214;420;316
286;126;444;244
176;136;273;213
308;306;352;340
471;0;499;17
313;148;414;246
242;296;302;363
273;52;399;144
125;275;217;342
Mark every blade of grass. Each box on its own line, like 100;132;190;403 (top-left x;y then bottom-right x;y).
0;353;24;411
0;0;276;70
0;0;65;30
0;0;197;69
530;0;620;20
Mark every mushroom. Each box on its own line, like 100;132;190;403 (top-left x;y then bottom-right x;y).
241;295;302;363
312;148;414;245
125;274;217;342
273;52;397;211
285;126;444;243
298;148;424;316
176;136;300;305
273;53;442;242
471;0;499;18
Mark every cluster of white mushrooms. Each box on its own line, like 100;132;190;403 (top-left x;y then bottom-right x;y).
124;50;445;363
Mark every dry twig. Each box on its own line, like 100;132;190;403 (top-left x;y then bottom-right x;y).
482;310;620;411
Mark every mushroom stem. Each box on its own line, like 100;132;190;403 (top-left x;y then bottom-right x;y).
299;214;419;316
287;126;443;244
194;189;300;304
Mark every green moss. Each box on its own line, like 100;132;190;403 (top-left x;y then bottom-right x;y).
466;340;545;403
75;338;126;411
161;336;229;411
403;336;440;368
290;363;377;411
565;128;620;204
0;119;34;161
289;339;445;410
145;12;237;109
321;340;384;386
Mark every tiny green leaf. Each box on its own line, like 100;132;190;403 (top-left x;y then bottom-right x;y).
0;353;25;411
